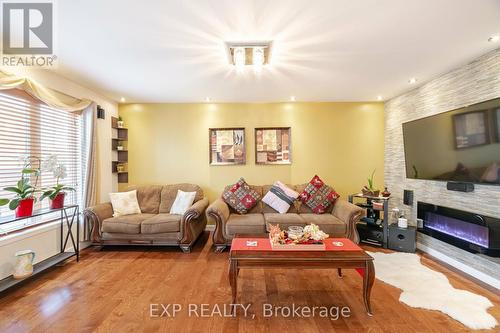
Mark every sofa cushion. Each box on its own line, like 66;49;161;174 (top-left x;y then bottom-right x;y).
225;214;266;236
109;190;142;217
222;178;261;214
299;175;340;214
262;181;299;214
102;213;155;234
264;213;306;231
300;214;346;236
159;184;203;213
170;190;196;215
141;214;181;234
131;185;163;214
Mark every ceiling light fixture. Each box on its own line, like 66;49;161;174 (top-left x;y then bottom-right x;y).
233;47;246;69
408;78;417;84
252;47;264;72
120;97;125;102
290;96;296;102
488;35;500;42
377;96;383;101
226;41;272;69
205;97;211;102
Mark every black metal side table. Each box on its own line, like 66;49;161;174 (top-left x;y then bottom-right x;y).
0;205;79;294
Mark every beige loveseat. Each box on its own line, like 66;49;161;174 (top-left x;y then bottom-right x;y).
83;184;208;253
206;184;364;252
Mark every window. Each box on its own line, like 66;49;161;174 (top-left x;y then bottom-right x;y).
0;89;82;234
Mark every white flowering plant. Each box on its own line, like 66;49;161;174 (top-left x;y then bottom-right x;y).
0;156;41;209
39;155;75;201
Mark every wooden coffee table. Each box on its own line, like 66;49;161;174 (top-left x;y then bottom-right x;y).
229;234;375;315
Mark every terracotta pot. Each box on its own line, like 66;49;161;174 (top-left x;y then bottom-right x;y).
50;192;65;209
15;198;34;218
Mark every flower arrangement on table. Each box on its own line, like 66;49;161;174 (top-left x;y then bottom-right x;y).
0;155;75;217
269;223;329;249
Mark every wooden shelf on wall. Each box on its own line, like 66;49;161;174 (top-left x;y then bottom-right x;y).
111;116;129;184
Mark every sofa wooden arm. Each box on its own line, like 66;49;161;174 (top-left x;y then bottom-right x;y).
332;200;363;243
184;197;209;221
180;197;209;249
206;198;230;251
83;202;113;242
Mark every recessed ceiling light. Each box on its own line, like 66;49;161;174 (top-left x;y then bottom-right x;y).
408;78;417;84
377;96;383;101
120;97;125;102
205;97;211;102
290;96;296;102
488;35;500;42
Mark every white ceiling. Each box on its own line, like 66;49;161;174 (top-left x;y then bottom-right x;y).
54;0;500;103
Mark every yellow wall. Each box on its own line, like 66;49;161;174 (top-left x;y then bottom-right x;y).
119;102;384;201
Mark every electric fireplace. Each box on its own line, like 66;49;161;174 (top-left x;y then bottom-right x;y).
418;202;500;257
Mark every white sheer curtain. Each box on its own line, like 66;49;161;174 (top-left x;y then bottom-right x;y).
82;103;98;209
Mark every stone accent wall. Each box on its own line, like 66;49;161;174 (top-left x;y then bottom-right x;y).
384;48;500;222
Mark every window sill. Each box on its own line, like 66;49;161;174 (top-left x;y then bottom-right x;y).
0;220;61;247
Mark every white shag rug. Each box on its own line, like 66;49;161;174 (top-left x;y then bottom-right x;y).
368;251;498;330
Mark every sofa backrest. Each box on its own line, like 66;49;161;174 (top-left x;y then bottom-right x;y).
127;184;203;214
223;182;335;215
128;185;163;214
159;183;204;213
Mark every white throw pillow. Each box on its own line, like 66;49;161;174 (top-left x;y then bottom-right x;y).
170;190;197;215
262;181;299;214
109;190;142;217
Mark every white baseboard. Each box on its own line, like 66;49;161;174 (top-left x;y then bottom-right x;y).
417;241;500;290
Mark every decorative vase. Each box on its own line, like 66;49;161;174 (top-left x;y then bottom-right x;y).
15;198;34;218
117;145;124;151
382;187;391;197
117;120;124;128
13;250;35;279
50;192;65;209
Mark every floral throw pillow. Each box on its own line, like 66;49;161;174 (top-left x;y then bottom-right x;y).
222;178;261;214
299;175;339;214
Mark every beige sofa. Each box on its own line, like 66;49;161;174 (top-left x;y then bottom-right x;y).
83;184;208;253
206;184;364;252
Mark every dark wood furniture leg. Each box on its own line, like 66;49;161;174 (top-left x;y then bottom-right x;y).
337;268;342;278
363;260;375;316
229;258;238;305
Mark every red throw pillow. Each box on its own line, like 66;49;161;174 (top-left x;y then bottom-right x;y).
222;178;261;214
299;175;339;214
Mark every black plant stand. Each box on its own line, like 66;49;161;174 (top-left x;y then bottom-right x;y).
0;205;79;294
349;194;390;248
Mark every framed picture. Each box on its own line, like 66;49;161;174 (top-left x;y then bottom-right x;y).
255;127;291;165
209;128;246;165
453;110;489;149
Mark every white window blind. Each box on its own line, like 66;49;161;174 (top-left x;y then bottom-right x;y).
0;89;82;233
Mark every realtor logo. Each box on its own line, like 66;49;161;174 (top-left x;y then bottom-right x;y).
1;1;56;67
2;2;53;54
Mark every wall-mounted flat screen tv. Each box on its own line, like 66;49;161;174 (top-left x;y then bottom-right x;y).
402;97;500;185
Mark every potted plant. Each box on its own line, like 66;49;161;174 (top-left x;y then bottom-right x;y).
0;157;41;218
362;169;380;197
117;116;124;128
40;158;75;209
117;141;124;151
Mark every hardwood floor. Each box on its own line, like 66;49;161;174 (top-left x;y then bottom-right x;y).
0;231;498;333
